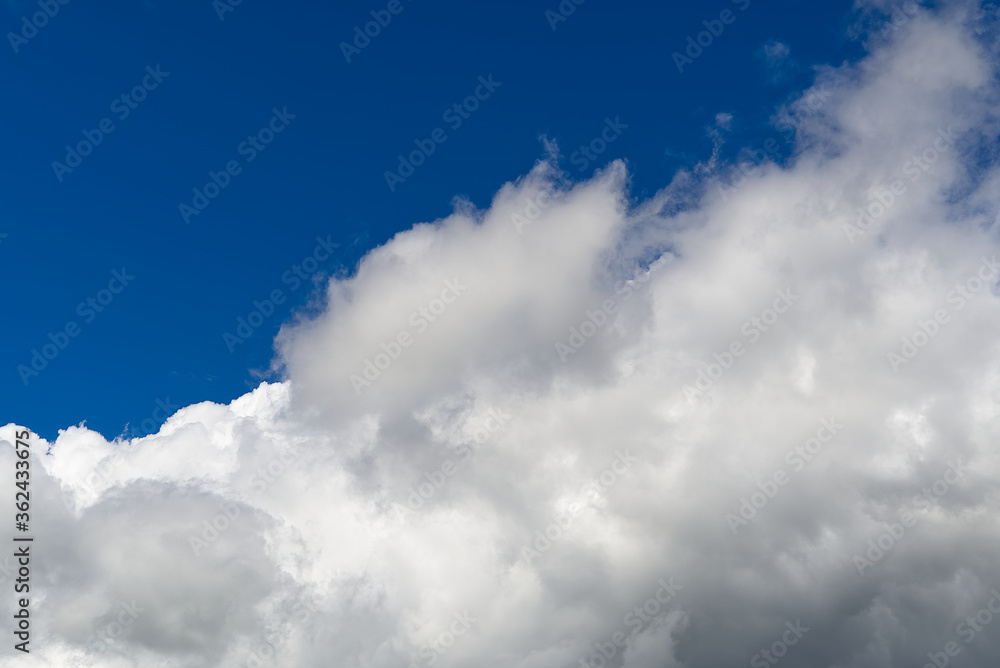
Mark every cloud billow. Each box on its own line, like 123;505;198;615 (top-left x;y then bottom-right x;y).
4;3;1000;666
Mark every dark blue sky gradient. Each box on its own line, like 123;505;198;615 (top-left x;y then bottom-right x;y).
1;0;865;440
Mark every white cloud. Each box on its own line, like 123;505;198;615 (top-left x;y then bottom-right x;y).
758;40;793;83
5;3;1000;667
763;40;790;62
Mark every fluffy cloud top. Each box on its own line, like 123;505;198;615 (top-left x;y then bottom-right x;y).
4;3;1000;667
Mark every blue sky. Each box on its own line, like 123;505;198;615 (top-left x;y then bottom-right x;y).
4;0;862;440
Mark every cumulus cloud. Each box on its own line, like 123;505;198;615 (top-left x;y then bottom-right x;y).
5;3;1000;667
